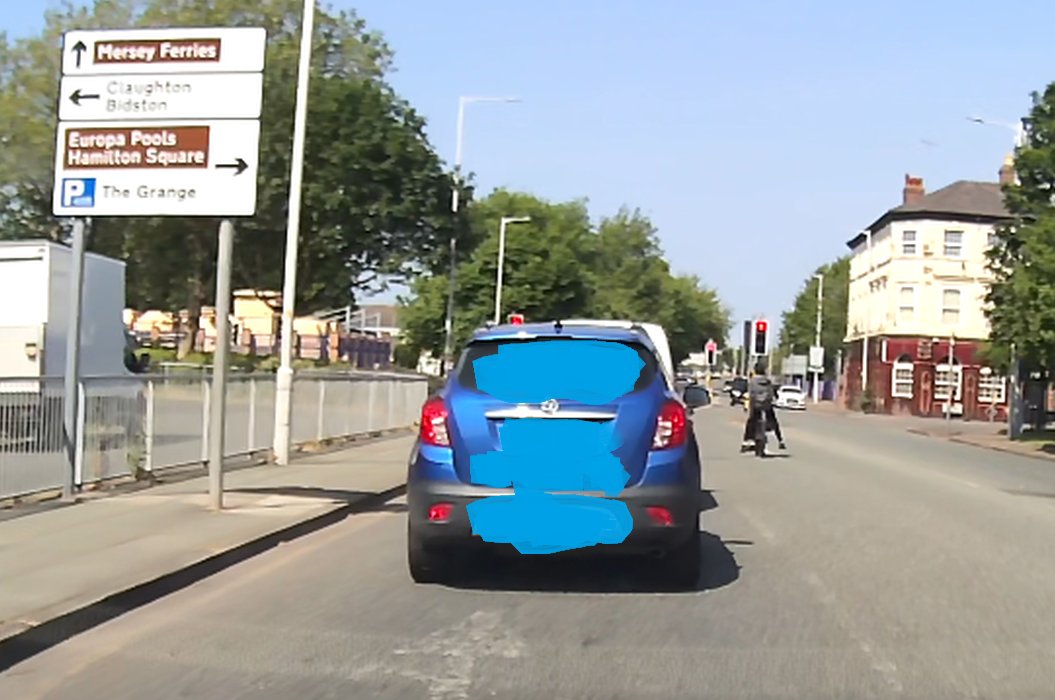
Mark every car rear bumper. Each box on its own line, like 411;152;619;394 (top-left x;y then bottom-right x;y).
407;480;699;555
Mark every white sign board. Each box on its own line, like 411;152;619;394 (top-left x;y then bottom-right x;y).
61;27;267;75
53;27;265;217
783;354;807;376
53;120;261;216
59;73;264;121
809;345;825;372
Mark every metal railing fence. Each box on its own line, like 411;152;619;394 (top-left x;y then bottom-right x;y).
0;371;427;499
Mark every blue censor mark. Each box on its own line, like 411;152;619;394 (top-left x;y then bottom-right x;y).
466;339;642;555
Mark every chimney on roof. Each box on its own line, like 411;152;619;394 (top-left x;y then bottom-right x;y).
902;174;925;205
999;153;1016;186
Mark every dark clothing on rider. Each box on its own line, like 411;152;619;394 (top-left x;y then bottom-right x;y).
743;374;785;445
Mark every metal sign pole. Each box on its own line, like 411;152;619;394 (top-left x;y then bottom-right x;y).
208;220;234;510
273;0;315;465
61;218;87;501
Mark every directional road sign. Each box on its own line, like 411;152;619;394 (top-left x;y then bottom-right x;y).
59;73;264;121
53;120;261;216
61;27;267;75
53;27;265;217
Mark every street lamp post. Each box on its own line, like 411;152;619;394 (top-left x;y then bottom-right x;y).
812;272;824;403
273;0;316;466
861;229;873;404
494;216;531;324
967;116;1027;149
441;95;520;376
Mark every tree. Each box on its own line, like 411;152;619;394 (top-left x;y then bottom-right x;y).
400;190;596;357
986;84;1055;374
399;192;730;367
778;256;850;377
0;1;460;357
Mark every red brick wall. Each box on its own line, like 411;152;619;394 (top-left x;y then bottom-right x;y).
839;336;1008;421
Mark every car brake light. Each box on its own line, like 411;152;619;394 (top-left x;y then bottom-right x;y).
646;506;675;527
428;503;453;522
652;399;687;449
420;396;450;446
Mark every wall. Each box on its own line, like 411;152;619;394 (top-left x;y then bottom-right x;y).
847;218;997;344
840;335;1008;421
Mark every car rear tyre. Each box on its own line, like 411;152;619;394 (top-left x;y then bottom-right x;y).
665;532;701;588
407;527;444;584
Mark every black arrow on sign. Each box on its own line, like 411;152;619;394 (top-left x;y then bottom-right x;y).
72;40;87;68
69;89;100;106
215;158;249;176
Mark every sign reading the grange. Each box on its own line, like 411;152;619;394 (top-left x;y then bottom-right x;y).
53;27;265;217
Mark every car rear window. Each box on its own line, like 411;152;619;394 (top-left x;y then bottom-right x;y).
457;337;659;394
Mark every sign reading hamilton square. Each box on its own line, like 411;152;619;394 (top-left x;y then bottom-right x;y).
64;125;210;169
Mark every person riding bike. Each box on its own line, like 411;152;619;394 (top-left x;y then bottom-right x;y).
741;361;787;451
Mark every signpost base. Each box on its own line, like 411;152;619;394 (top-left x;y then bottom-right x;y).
62;218;87;501
208;219;234;510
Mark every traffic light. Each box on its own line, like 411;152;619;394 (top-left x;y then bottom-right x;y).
507;313;524;325
752;319;769;356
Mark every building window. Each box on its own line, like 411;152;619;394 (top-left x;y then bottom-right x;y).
934;362;963;401
902;230;917;255
892;355;914;398
898;285;915;322
942;288;961;325
944;230;964;257
987;231;998;249
978;372;1007;404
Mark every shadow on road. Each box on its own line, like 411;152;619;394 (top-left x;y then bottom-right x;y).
435;489;739;595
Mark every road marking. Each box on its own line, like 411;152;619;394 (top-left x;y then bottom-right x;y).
802;571;903;694
392;610;526;700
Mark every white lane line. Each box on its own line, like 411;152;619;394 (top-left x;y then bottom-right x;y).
392;609;526;700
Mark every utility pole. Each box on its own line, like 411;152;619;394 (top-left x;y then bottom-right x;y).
440;96;520;376
812;272;824;403
272;0;316;466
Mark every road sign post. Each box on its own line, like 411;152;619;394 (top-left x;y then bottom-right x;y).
53;26;265;509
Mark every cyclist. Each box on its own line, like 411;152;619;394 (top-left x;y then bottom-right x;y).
741;361;787;451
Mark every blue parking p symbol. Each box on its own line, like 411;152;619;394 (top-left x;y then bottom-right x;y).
61;178;96;208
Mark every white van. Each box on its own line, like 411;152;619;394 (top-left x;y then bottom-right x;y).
556;319;675;388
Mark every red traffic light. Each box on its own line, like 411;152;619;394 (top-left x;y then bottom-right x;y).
755;320;768;332
508;313;524;325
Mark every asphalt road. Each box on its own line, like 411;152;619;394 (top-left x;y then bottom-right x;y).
5;403;1055;699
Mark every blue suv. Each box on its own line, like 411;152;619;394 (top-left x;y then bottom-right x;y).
406;320;704;584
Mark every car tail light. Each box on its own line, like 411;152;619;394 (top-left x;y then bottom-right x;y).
646;506;675;527
420;396;450;446
428;503;453;522
652;399;687;449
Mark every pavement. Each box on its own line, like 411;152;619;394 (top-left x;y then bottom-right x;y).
7;406;1055;697
808;398;1055;462
0;434;413;668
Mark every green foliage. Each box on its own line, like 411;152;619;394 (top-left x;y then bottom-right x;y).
986;83;1055;373
399;191;730;365
0;0;459;318
392;342;418;370
778;256;849;376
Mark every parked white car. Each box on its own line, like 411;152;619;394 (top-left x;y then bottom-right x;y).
775;385;807;410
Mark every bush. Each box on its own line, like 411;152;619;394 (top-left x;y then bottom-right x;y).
393;343;419;370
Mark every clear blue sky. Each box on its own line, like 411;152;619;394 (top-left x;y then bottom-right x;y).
7;1;1052;343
